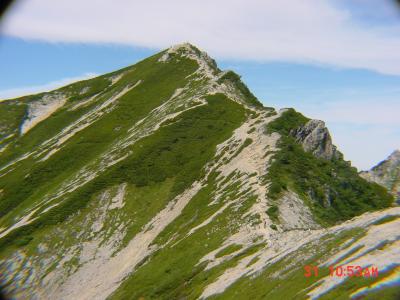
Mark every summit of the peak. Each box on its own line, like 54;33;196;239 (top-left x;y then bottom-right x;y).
169;42;197;49
158;42;219;75
387;149;400;162
163;42;204;58
168;42;200;51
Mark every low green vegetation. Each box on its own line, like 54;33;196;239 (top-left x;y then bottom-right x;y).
266;108;309;135
110;184;258;300
0;51;199;220
247;127;256;134
359;285;400;300
265;109;393;225
372;215;399;226
321;267;396;300
64;75;112;103
228;138;253;162
215;244;243;258
266;205;279;223
211;228;367;300
236;137;252;154
247;256;260;267
0;93;246;251
217;71;263;108
242;137;253;148
0;100;27;140
1;45;397;300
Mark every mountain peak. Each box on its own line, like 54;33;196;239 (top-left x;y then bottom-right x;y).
158;42;219;78
160;42;207;61
0;42;397;300
372;149;400;170
168;42;199;52
157;43;265;109
389;149;400;160
360;149;400;203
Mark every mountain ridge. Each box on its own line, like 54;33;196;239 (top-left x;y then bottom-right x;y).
0;43;398;300
360;149;400;203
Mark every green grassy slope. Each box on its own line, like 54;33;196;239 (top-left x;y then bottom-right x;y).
0;44;397;300
0;100;27;143
0;50;198;224
265;109;393;225
0;94;247;252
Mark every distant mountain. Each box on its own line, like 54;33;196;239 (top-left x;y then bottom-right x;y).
0;44;398;300
361;150;400;203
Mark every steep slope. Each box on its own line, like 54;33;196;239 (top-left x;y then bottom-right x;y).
360;150;400;203
0;44;397;300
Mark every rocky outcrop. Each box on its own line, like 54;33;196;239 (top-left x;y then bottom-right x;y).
20;93;67;135
291;119;340;160
360;149;400;202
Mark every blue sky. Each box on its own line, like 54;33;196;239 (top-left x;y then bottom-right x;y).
0;0;399;169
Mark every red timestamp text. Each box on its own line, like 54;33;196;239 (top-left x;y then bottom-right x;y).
303;265;378;278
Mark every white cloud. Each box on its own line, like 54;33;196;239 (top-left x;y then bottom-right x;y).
2;0;400;75
0;73;98;100
297;99;400;126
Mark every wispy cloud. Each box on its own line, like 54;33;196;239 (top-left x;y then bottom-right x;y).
2;0;400;75
0;73;98;100
299;99;400;126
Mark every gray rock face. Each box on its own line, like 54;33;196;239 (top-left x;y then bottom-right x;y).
291;119;340;160
360;149;400;203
